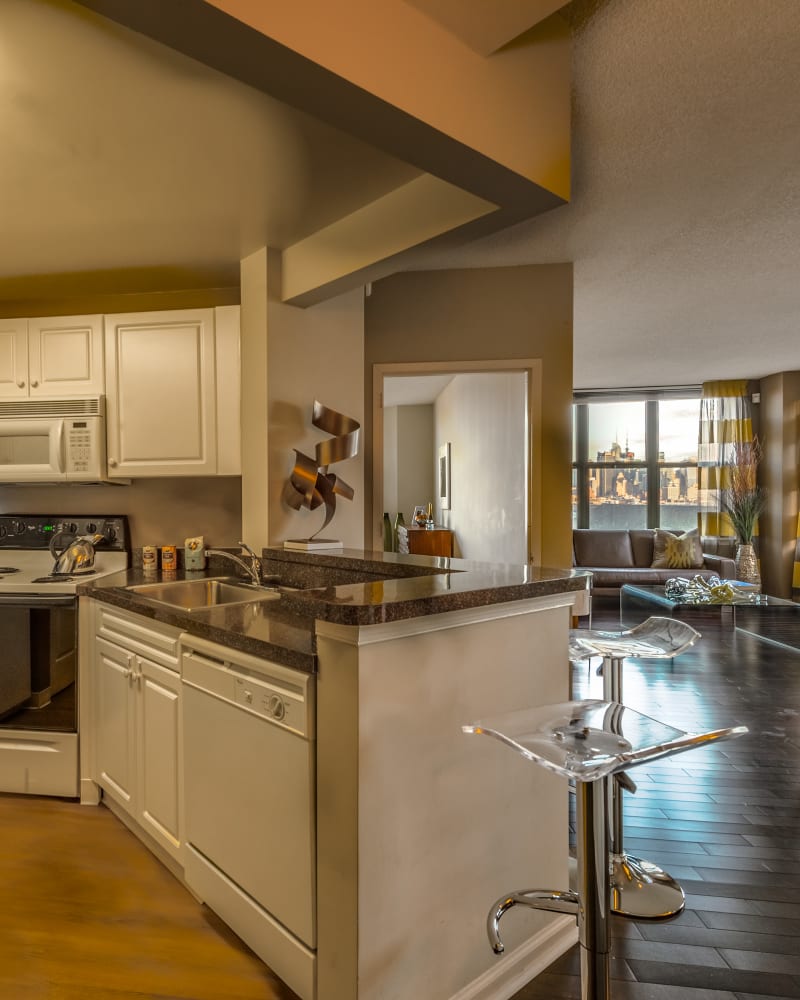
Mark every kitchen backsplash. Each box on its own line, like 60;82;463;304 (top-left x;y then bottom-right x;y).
0;476;241;548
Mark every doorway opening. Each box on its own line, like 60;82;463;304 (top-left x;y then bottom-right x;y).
372;360;542;564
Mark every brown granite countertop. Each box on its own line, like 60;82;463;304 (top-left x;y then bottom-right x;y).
80;550;590;672
262;547;590;626
79;568;317;673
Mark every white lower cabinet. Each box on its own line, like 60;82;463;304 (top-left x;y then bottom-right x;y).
91;605;182;864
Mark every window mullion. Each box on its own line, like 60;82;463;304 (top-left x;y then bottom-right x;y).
646;400;659;527
576;403;589;528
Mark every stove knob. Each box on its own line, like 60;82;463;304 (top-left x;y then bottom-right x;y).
102;522;117;542
11;519;25;535
0;525;6;539
85;522;97;534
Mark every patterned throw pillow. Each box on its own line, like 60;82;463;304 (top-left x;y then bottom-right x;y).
651;529;704;569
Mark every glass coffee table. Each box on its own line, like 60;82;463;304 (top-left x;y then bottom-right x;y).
620;582;800;649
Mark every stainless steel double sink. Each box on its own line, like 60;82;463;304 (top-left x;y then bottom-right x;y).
127;576;281;613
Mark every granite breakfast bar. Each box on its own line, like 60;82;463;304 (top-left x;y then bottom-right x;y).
267;548;590;1000
80;549;591;1000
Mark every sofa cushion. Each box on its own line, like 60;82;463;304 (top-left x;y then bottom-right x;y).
651;528;704;569
573;529;635;568
629;529;658;567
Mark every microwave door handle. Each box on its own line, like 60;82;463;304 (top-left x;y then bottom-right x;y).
55;420;66;473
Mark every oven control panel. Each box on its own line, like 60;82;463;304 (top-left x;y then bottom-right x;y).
0;514;130;551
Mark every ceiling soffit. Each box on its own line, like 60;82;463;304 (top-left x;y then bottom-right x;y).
402;0;567;56
72;0;571;304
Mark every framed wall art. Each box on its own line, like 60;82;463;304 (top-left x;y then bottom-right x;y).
438;442;451;510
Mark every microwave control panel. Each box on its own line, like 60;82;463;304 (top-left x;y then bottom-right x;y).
65;418;102;475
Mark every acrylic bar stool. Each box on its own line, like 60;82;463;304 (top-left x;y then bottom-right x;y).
568;617;701;919
463;700;746;1000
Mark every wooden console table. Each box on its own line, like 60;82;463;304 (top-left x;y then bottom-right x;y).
406;527;454;557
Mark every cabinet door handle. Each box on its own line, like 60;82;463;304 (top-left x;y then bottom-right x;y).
123;653;134;681
16;380;25;389
108;458;118;468
30;379;39;388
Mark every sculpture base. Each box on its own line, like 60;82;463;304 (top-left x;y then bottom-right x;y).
283;538;343;551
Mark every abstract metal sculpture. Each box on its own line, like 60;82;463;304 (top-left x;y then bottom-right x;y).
285;401;360;540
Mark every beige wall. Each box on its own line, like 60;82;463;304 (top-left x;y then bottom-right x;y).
267;288;365;547
382;405;399;523
759;371;800;597
394;403;435;525
435;371;528;563
365;264;573;568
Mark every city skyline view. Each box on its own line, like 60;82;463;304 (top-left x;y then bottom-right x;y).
574;397;702;531
587;399;700;464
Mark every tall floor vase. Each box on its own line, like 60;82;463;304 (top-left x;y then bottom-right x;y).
735;542;761;589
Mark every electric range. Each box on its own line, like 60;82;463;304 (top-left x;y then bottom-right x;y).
0;513;130;797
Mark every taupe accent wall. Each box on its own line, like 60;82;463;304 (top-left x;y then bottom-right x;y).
759;371;800;598
365;264;573;568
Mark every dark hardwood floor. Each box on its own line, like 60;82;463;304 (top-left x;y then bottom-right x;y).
1;598;797;999
513;597;800;1000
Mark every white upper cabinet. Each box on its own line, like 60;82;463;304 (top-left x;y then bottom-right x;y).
104;306;240;478
0;315;104;398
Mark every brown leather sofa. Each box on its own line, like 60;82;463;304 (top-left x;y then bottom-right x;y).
572;529;737;596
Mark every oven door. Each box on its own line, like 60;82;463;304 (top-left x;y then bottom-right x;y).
0;418;68;482
0;593;78;796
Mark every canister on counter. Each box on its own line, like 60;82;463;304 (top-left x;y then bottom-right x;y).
142;545;158;575
161;545;177;574
184;535;206;571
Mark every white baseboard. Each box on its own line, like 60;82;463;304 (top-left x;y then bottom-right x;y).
449;915;577;1000
80;776;101;805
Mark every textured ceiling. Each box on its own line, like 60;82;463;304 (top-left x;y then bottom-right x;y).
406;0;800;390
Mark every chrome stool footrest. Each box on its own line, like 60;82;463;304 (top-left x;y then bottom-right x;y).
488;889;579;954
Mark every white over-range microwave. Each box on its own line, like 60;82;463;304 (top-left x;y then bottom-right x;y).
0;396;110;483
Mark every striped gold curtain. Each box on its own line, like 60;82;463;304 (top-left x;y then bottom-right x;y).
793;513;800;600
697;379;753;537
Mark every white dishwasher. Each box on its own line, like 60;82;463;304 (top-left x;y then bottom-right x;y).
181;634;316;1000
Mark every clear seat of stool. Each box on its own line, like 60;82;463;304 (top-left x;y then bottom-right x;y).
568;616;701;666
464;700;746;1000
568;616;701;919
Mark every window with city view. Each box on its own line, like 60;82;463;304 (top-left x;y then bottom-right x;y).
572;395;701;531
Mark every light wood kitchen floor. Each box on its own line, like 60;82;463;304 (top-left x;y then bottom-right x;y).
0;794;299;1000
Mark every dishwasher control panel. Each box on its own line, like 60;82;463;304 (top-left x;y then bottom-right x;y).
234;673;300;729
180;636;313;739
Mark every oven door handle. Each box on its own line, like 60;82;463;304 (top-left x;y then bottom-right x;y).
0;593;76;608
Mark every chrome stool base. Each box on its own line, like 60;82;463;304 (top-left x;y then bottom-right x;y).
569;617;702;919
610;852;685;919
